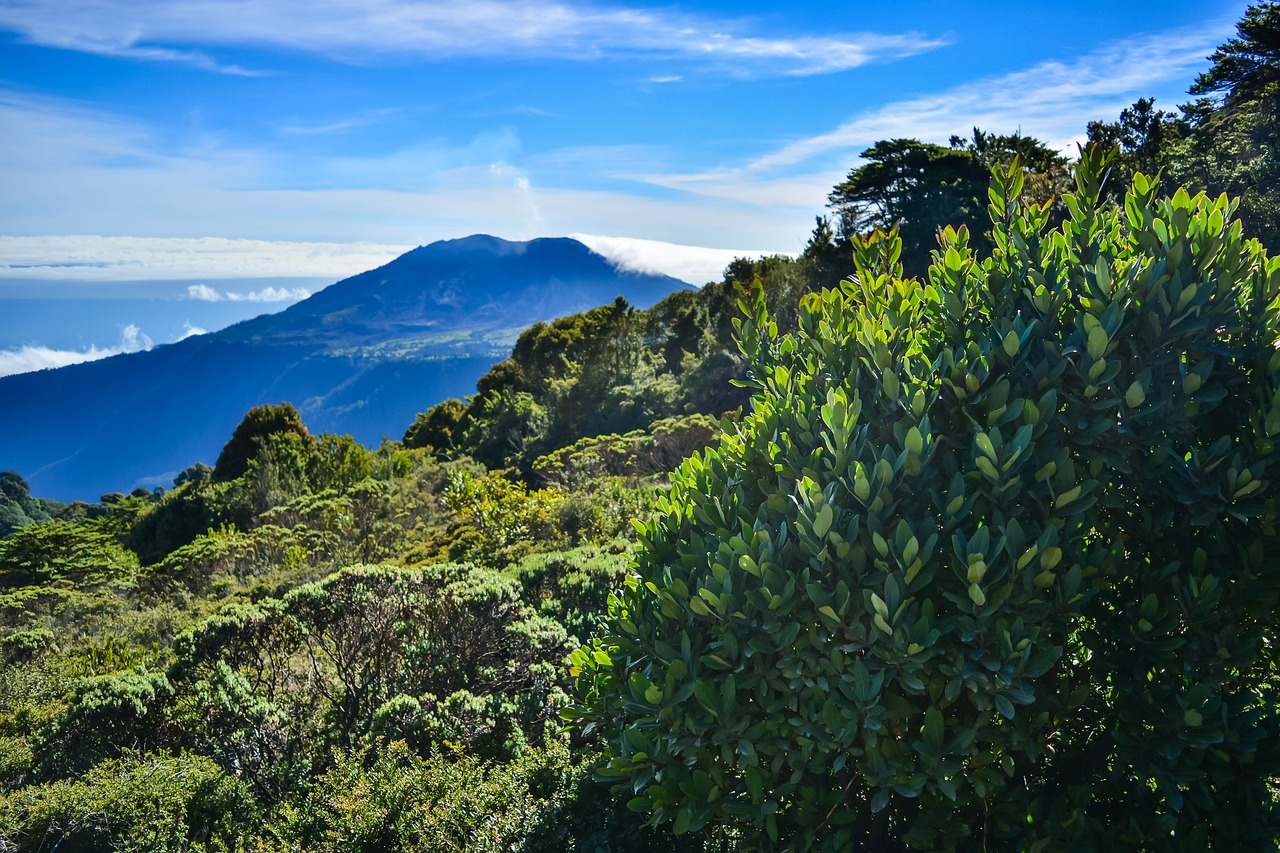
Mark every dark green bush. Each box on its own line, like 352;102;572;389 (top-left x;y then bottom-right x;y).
403;397;468;452
43;667;175;776
212;402;314;483
570;150;1280;849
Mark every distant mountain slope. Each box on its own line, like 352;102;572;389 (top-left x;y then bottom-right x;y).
0;236;691;501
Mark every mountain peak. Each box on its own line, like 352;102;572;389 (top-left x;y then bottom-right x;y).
242;234;688;346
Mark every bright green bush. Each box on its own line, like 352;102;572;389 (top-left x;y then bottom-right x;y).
443;470;564;566
570;149;1280;849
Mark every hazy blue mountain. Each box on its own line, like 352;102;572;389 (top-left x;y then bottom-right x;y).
0;235;691;501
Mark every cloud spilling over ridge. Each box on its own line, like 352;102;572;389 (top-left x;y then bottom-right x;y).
0;323;152;378
0;0;945;78
186;283;312;303
572;233;792;286
0;235;413;281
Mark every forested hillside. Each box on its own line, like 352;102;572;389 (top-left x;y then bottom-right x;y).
2;6;1279;850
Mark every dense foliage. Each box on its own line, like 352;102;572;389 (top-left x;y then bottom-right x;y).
571;148;1280;849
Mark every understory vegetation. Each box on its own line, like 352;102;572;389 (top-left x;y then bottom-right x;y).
3;7;1280;850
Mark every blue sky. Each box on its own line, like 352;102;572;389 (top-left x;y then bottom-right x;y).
0;0;1252;291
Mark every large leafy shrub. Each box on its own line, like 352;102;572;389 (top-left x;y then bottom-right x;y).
570;149;1280;850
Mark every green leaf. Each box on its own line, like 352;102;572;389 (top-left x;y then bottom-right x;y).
814;504;834;538
1125;381;1146;408
1003;329;1020;358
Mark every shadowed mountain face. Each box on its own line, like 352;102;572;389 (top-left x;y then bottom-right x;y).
0;236;691;501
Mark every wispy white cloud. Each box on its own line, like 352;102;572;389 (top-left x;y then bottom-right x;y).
279;108;403;136
623;22;1234;213
749;24;1233;172
572;233;789;286
0;323;152;378
179;321;207;339
0;235;412;281
0;0;946;78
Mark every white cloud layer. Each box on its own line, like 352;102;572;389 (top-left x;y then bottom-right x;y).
0;323;153;378
572;233;789;286
0;235;412;281
0;0;944;77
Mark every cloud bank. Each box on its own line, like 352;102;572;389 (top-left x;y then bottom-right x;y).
0;323;153;378
0;0;945;78
0;235;412;281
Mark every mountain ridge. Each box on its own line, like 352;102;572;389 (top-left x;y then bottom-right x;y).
0;235;693;501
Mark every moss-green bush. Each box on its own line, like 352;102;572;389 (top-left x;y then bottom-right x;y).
262;740;706;853
570;149;1280;850
0;751;256;852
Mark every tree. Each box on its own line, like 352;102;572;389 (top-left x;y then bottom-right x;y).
0;471;54;538
570;149;1280;849
829;132;1070;276
1190;2;1280;109
949;128;1072;214
212;403;314;483
1102;5;1280;248
310;433;372;492
1085;97;1183;203
1182;1;1280;248
403;398;467;453
828;139;986;276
